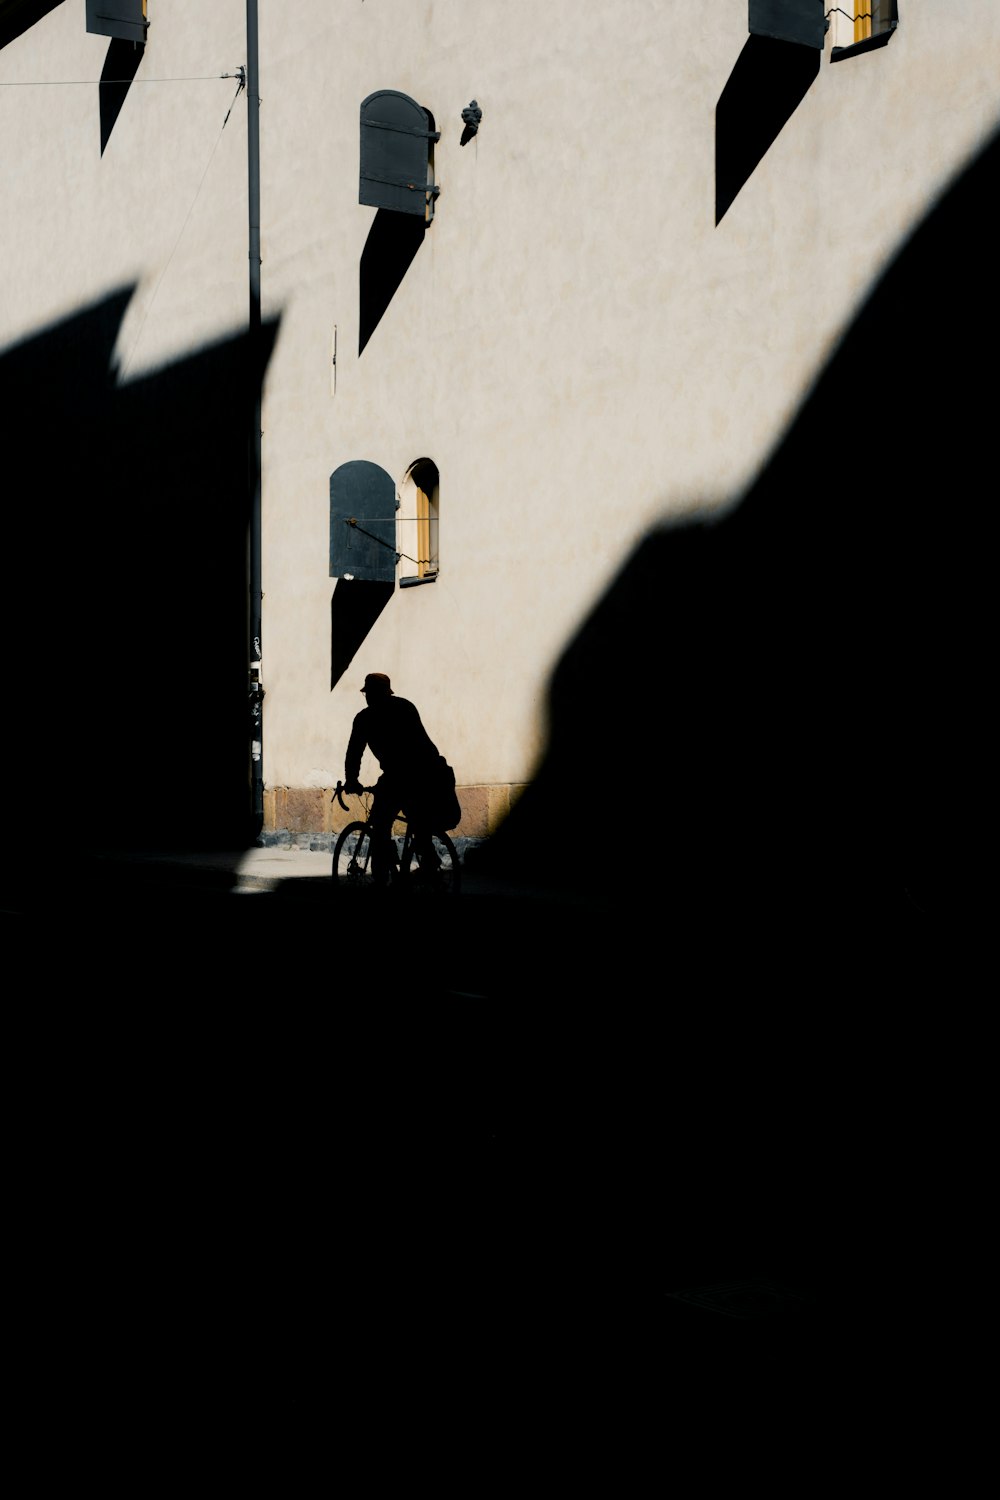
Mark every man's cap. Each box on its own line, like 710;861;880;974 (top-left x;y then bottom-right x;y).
362;672;393;695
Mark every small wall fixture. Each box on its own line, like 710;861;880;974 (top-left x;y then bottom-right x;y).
461;100;482;146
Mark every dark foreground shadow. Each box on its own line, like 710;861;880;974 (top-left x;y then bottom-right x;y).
0;1;62;52
503;128;998;942
25;126;996;1431
2;288;278;855
462;126;999;1335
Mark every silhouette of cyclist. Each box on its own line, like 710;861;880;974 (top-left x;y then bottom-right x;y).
343;672;454;882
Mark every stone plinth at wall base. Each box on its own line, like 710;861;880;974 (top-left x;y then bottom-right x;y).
264;785;339;837
452;783;526;839
263;783;528;841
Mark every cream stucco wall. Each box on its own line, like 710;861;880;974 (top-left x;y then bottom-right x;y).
252;0;1000;806
2;2;998;832
0;1;249;372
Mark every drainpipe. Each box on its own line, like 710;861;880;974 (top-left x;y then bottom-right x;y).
246;0;264;834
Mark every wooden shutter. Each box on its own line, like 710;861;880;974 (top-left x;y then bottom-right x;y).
86;1;148;44
360;90;440;219
748;0;825;49
330;462;397;583
870;1;899;39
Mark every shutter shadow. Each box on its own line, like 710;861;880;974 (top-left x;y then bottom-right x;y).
329;580;395;691
359;210;426;356
716;34;819;224
99;36;143;155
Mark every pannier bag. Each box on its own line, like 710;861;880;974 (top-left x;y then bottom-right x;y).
434;757;461;830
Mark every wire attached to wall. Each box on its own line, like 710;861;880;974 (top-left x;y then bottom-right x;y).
342;516;434;569
0;71;249;86
222;66;245;127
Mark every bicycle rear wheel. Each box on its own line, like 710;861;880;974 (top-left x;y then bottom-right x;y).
333;822;377;889
403;830;461;896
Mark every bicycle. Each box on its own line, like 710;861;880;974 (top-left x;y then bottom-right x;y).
330;782;462;896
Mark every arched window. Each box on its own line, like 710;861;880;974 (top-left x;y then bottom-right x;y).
830;2;899;59
398;460;439;587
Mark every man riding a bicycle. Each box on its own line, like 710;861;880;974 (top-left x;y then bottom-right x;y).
343;672;459;883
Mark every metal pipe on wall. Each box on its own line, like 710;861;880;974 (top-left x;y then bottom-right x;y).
246;0;263;832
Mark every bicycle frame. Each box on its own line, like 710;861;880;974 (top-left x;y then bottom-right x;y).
331;782;460;894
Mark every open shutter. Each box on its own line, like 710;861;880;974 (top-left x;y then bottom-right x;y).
360;90;440;219
86;0;148;44
748;0;825;49
330;462;397;583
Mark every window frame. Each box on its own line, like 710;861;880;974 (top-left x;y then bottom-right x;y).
829;3;899;61
398;459;440;589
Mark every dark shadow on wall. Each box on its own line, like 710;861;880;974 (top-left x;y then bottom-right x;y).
470;128;998;1301
494;126;999;932
330;579;394;689
99;35;143;155
716;35;820;224
0;0;63;52
359;208;425;355
2;288;279;855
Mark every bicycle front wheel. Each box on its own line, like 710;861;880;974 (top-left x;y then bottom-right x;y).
403;831;461;896
333;822;377;890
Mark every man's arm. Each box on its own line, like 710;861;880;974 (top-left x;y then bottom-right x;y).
344;713;367;791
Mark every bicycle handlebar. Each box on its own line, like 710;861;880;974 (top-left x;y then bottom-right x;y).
331;780;376;812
